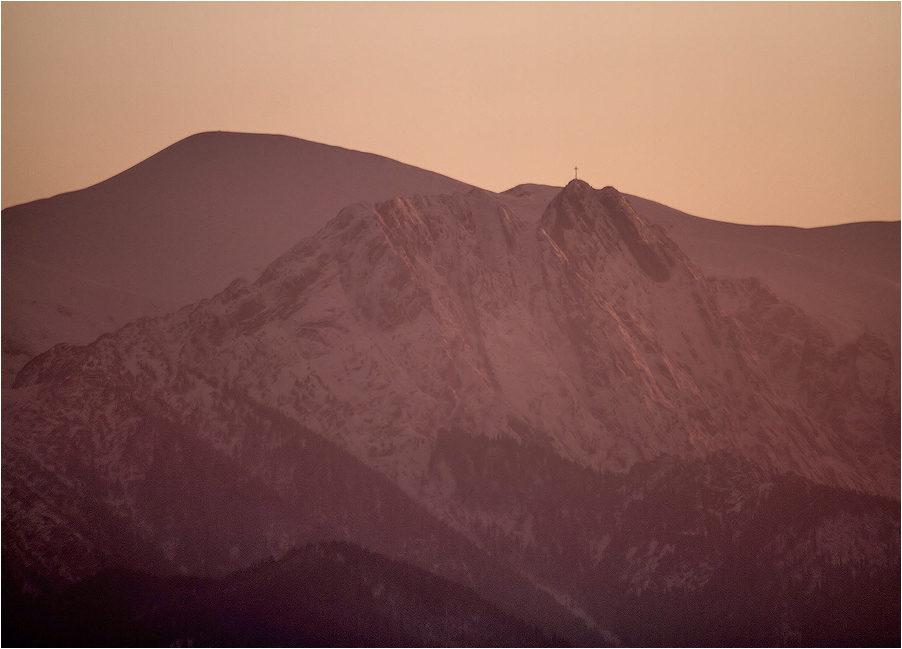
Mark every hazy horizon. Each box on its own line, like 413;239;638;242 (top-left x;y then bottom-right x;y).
2;2;900;227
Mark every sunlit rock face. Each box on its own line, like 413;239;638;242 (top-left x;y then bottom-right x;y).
4;181;898;645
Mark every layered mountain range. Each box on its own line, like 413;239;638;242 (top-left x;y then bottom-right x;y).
3;134;899;645
5;132;897;384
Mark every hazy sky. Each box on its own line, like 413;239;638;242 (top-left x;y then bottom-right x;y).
3;2;899;227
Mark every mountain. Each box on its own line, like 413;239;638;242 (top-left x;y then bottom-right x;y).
2;131;477;311
4;179;898;645
506;185;900;356
1;131;477;385
6;132;897;389
627;193;900;355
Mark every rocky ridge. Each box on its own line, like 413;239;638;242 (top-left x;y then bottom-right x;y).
4;180;898;644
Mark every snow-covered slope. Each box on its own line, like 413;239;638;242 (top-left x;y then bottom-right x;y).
4;181;898;643
2;256;160;387
6;133;896;387
628;193;900;355
1;132;476;374
15;180;893;493
0;134;579;385
505;184;900;357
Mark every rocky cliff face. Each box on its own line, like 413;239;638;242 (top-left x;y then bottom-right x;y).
4;180;898;644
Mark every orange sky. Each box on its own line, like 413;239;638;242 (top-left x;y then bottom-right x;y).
2;2;899;227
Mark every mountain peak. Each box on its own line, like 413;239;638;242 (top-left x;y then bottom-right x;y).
547;179;630;219
559;179;624;199
562;178;594;193
538;180;675;282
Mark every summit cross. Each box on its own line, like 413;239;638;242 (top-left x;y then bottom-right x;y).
574;166;578;180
